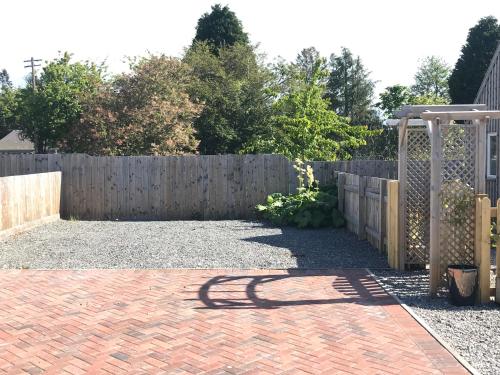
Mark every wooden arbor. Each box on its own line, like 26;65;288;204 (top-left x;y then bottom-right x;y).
394;105;500;295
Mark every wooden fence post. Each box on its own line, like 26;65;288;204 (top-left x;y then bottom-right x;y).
379;179;387;253
475;195;491;304
429;119;442;296
358;176;367;240
337;173;345;214
387;180;399;269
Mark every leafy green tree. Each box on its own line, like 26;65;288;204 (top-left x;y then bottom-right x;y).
377;84;412;118
193;4;249;52
66;55;202;155
449;16;500;104
412;56;451;100
184;42;273;154
0;69;19;138
326;47;376;125
244;59;374;161
17;53;104;152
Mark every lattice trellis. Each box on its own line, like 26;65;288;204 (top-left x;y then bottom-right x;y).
405;127;431;266
438;124;477;283
395;104;500;296
403;123;477;279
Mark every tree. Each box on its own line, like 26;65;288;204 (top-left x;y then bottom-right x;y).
377;84;412;118
184;42;273;154
449;16;500;104
412;56;450;100
244;60;374;161
17;53;104;152
65;55;202;155
363;84;450;160
326;47;376;125
0;69;19;138
0;70;12;90
193;4;249;52
294;47;326;85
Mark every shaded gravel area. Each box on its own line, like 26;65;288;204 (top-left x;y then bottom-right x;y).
0;220;388;269
372;270;500;375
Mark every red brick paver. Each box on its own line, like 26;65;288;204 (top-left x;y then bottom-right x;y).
0;269;467;374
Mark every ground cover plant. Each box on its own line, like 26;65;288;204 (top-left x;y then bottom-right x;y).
256;160;345;228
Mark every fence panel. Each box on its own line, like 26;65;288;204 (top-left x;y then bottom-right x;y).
0;154;396;220
337;172;398;265
0;172;61;238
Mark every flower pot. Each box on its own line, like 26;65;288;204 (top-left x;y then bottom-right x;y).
447;264;478;306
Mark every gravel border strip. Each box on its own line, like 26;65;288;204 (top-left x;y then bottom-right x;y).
366;269;478;375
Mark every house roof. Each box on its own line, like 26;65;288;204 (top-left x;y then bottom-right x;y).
0;130;35;152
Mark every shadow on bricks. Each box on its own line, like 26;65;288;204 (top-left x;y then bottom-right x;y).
195;269;395;310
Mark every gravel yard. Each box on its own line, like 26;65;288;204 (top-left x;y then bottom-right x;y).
372;270;500;375
0;220;388;269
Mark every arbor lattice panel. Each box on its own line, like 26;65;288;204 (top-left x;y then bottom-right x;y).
438;124;477;283
405;127;431;266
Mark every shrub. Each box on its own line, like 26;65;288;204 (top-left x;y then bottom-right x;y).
256;160;345;228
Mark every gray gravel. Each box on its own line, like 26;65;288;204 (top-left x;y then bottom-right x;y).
372;270;500;375
0;220;389;269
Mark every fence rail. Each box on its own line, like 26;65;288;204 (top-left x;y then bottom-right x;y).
0;154;396;220
0;172;61;238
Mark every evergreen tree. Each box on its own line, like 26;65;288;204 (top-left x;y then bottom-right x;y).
294;47;326;85
412;56;450;100
449;16;500;104
326;47;375;125
193;4;249;52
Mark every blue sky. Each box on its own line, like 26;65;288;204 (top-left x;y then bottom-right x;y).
2;0;500;95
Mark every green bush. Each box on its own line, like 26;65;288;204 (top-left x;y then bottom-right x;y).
256;159;345;228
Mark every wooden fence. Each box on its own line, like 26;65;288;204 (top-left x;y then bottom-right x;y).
336;172;400;267
0;154;394;220
327;160;397;179
0;172;61;238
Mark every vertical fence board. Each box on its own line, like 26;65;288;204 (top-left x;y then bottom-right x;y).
0;172;61;238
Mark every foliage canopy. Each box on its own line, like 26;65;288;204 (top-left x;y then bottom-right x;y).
449;16;500;104
412;56;451;100
18;53;104;153
66;55;202;155
184;42;273;154
0;69;18;138
244;59;375;161
193;4;249;52
326;47;376;125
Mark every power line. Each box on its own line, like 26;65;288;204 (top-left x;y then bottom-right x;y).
24;57;41;91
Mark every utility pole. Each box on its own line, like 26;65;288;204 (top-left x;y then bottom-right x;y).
24;57;41;91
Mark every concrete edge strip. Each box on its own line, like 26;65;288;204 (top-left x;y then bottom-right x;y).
366;268;480;375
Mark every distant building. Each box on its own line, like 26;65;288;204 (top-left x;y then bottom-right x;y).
0;130;35;154
475;42;500;200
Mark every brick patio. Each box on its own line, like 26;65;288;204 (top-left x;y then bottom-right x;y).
0;269;467;374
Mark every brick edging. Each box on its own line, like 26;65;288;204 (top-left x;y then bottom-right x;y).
366;268;479;375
